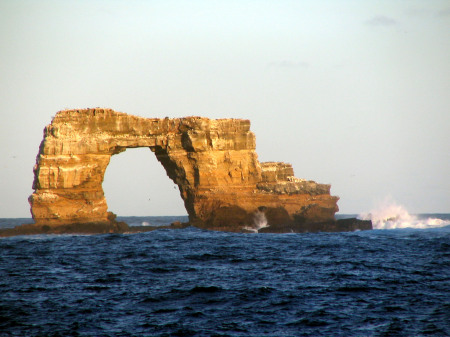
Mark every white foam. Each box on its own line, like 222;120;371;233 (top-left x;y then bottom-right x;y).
359;197;449;229
244;210;269;233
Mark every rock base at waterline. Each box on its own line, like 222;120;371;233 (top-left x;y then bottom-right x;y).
0;213;190;237
0;218;372;237
0;221;192;237
257;218;373;233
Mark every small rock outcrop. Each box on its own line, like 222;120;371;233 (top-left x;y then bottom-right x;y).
17;108;370;234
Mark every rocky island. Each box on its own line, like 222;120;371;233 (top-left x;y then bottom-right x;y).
2;108;371;236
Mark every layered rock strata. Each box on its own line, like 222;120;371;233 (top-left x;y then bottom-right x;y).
22;108;371;234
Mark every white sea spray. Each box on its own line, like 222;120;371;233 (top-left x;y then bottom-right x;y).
244;210;269;233
359;197;450;229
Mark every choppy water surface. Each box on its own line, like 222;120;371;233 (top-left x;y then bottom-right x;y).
1;216;449;336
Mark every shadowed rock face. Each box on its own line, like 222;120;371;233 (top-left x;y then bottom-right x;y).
24;108;368;234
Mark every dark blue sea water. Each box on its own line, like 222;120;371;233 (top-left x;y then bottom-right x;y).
1;215;449;336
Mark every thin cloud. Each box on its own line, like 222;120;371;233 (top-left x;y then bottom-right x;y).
365;15;398;27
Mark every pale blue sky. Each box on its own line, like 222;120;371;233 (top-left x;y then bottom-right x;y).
1;0;449;217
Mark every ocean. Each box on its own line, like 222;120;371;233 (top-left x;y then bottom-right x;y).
0;213;449;336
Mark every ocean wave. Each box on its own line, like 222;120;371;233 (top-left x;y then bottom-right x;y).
359;198;450;229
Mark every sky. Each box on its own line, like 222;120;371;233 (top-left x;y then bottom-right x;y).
0;0;449;217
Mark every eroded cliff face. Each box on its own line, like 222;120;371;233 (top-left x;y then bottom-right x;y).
28;108;344;233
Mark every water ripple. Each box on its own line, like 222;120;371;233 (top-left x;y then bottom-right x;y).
0;221;449;336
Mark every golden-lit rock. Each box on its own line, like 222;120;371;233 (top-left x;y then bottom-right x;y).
21;108;370;234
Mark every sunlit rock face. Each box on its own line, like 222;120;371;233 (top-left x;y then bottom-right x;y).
29;108;342;232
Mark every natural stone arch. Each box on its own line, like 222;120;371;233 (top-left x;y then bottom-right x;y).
29;108;341;232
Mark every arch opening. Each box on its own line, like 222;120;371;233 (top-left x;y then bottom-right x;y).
102;147;188;221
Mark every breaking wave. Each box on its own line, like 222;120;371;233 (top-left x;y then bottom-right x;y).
244;210;269;233
359;198;450;230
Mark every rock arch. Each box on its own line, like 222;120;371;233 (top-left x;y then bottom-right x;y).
29;108;341;232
